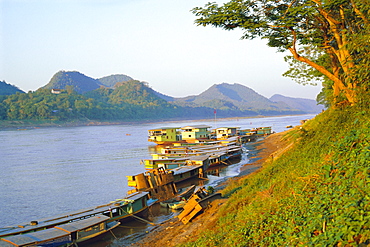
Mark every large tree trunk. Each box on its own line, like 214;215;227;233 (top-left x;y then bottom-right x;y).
288;46;356;105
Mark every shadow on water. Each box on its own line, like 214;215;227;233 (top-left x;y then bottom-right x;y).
82;140;262;247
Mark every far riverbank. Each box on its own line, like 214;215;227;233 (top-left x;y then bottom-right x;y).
0;113;311;130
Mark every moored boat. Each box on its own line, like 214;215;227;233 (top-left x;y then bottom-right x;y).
0;216;120;247
0;191;150;242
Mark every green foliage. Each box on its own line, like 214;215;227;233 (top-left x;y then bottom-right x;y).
0;80;196;122
0;79;319;123
172;83;307;115
44;71;101;94
0;80;25;95
181;106;370;246
97;74;133;88
192;0;370;105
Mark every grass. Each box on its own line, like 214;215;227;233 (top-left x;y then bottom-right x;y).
180;106;370;246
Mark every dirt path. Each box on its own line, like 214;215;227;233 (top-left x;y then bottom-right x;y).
131;131;291;247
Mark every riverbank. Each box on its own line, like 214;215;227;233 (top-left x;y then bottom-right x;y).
130;130;291;246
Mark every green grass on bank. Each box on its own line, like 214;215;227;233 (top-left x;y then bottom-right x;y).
182;107;370;246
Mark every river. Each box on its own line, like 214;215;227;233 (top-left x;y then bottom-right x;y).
0;114;315;245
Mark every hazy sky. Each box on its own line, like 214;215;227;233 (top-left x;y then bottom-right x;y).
1;0;322;100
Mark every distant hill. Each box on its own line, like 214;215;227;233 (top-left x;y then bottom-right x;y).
98;74;133;88
0;80;25;95
43;71;102;93
270;94;324;113
171;83;301;114
43;71;136;93
153;91;175;101
1;72;323;122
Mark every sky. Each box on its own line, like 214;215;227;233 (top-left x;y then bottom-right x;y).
1;0;322;100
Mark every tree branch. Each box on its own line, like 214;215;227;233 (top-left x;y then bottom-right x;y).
350;0;370;25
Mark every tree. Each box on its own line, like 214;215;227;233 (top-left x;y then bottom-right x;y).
192;0;370;106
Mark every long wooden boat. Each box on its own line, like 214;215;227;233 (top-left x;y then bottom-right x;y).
0;216;120;247
151;144;242;161
0;191;150;241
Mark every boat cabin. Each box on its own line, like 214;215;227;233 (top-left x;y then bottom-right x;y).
255;126;272;136
215;127;240;139
148;127;181;144
181;125;211;142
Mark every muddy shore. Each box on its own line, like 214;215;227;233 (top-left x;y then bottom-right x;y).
130;131;290;247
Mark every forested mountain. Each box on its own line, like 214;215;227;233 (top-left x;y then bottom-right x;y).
0;81;25;95
84;80;172;108
0;81;177;121
40;71;317;115
43;71;135;94
270;94;325;113
0;72;321;122
97;74;133;88
43;71;102;93
171;83;302;115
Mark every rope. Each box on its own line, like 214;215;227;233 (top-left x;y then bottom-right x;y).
110;229;117;239
220;161;229;166
130;214;157;226
120;208;157;226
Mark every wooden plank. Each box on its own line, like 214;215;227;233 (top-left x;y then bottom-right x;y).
177;195;201;221
181;204;203;224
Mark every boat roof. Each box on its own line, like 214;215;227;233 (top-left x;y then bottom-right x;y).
125;191;149;201
171;165;203;175
148;127;180;131
153;144;240;158
186;155;210;162
55;215;110;233
0;216;111;246
144;157;189;162
1;227;69;246
216;127;240;130
180;125;211;129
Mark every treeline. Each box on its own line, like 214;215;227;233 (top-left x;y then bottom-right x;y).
0;81;176;121
0;80;301;122
0;80;25;96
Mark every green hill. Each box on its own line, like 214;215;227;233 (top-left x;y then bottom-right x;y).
40;71;319;116
184;106;370;246
85;80;171;108
270;94;324;113
0;81;25;95
97;74;133;88
172;83;303;115
1;71;322;122
43;71;102;93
